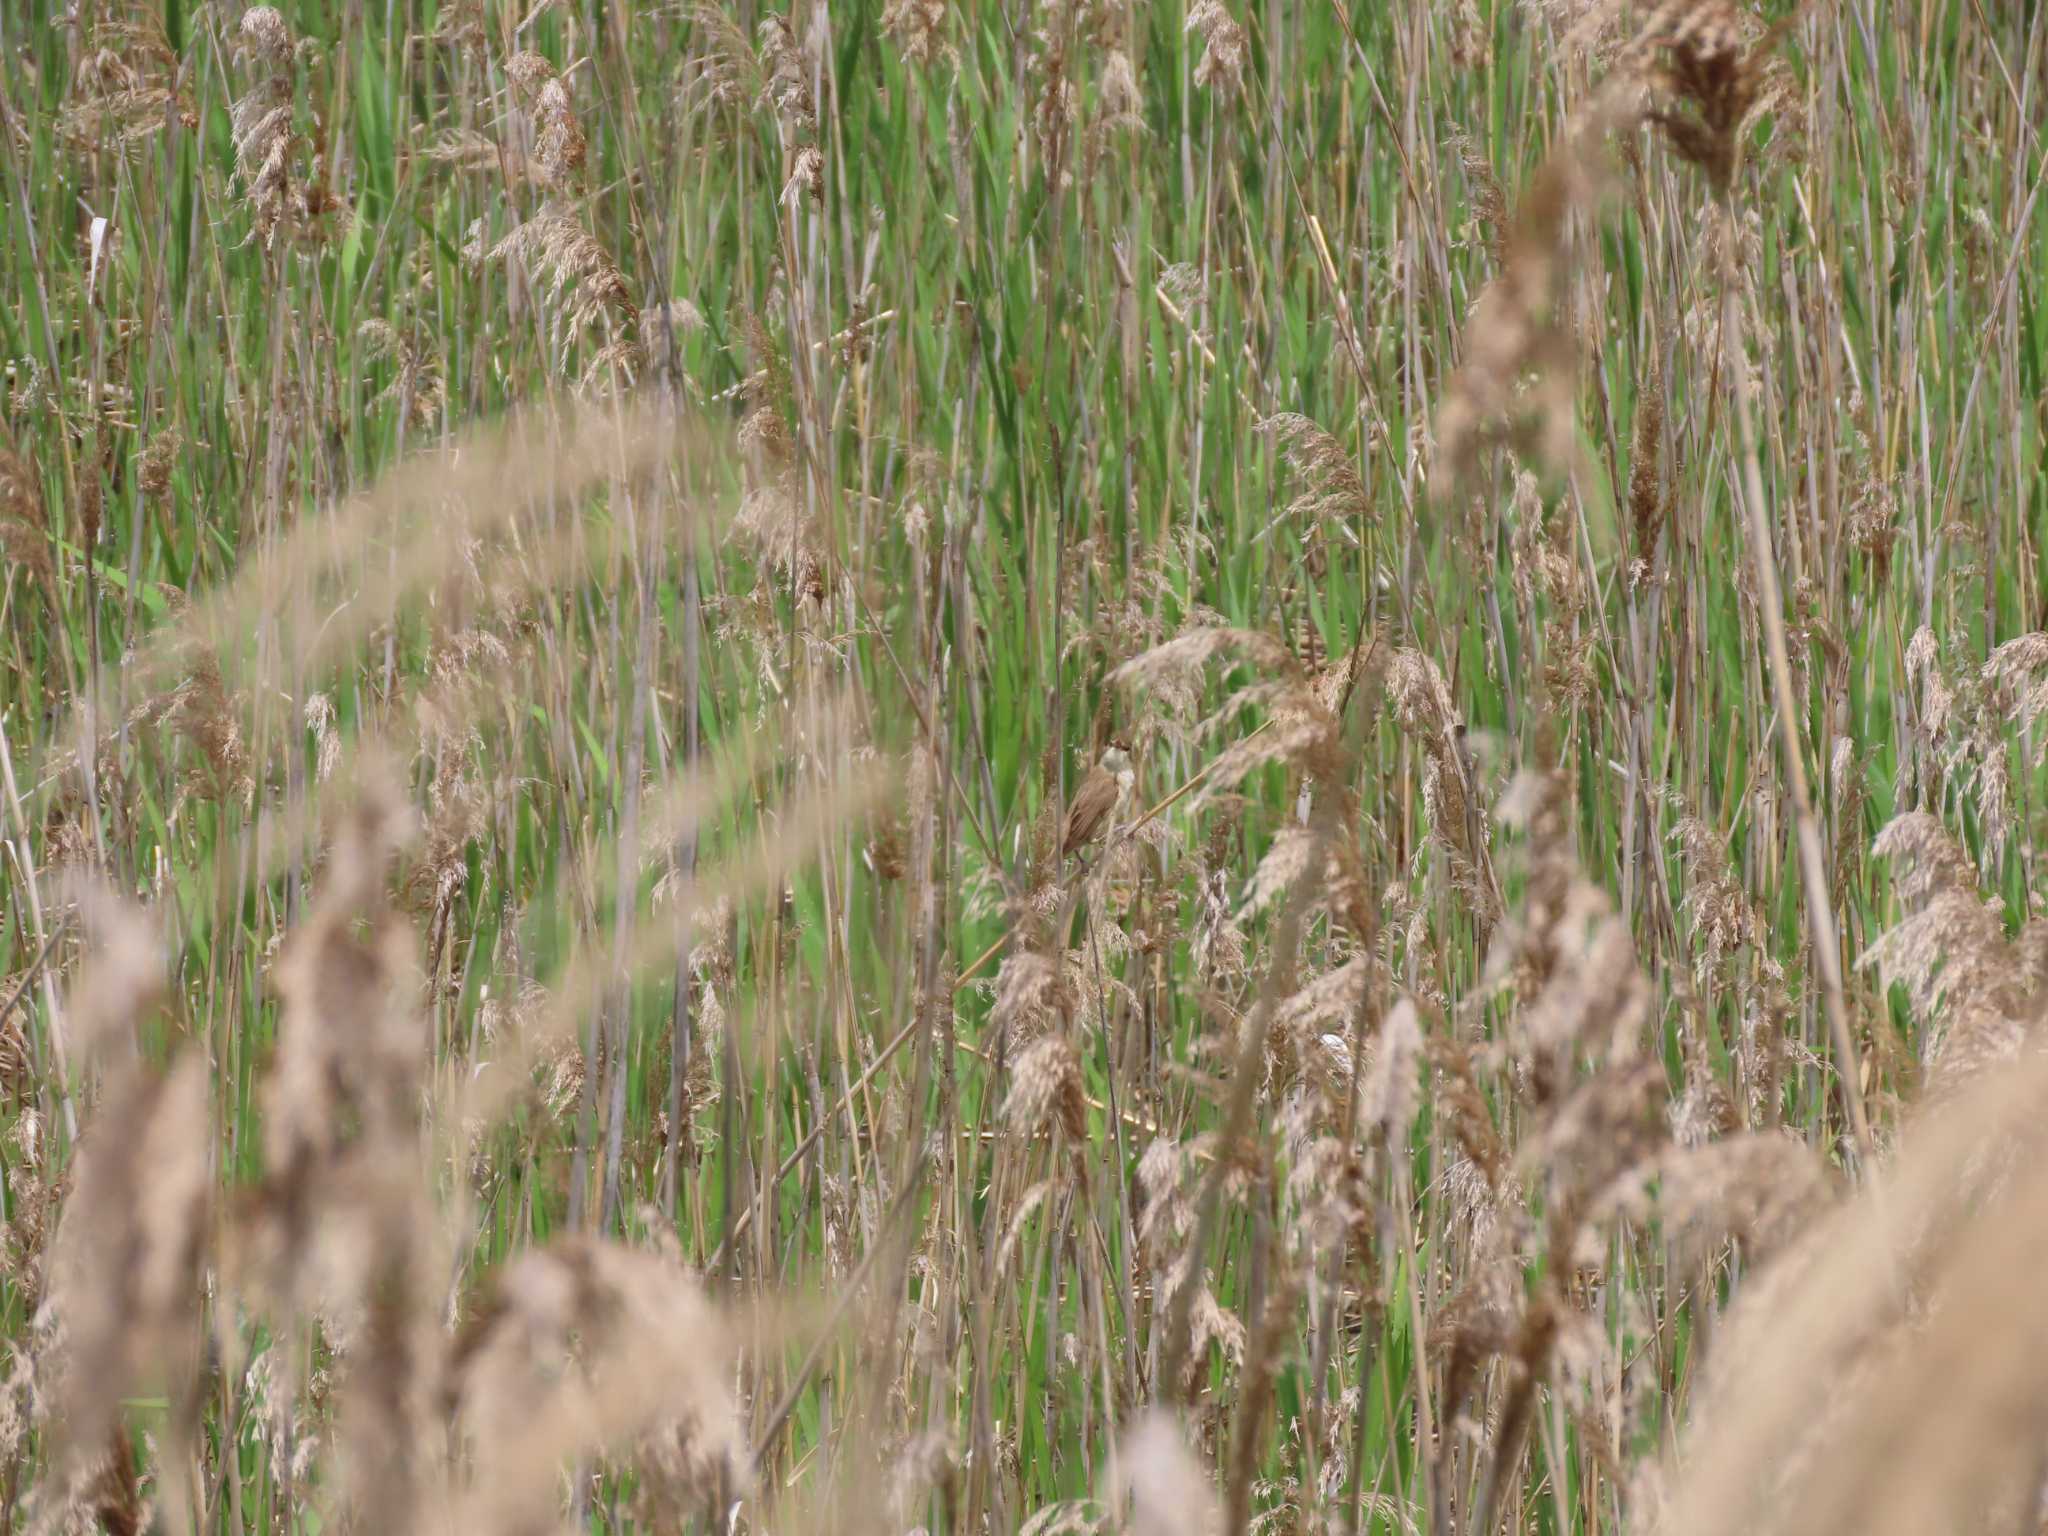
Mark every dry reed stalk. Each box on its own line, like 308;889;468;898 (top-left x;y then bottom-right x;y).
1717;214;1872;1162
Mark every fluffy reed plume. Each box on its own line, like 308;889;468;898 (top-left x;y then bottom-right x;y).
1058;531;1186;682
1633;0;1791;194
1094;46;1145;141
1608;1127;1829;1267
881;0;951;66
505;51;587;189
125;588;254;807
1846;470;1900;583
1648;1044;2048;1536
756;13;818;134
422;124;502;177
406;727;489;984
1437;0;1794;489
358;319;446;429
450;1237;746;1527
1504;471;1597;715
1388;647;1495;910
685;5;766;115
1670;808;1774;985
1432;86;1641;488
1416;760;1804;1533
1902;624;1961;775
1860;810;2045;1095
729;318;826;606
229;8;303;247
1448;133;1510;267
1111;626;1343;796
492;206;638;354
1114;1410;1222;1536
58;7;195;147
1024;5;1081;174
1897;628;2048;859
1259;413;1369;545
1002;1031;1089;1140
238;782;429;1255
25;891;205;1530
1979;634;2048;831
991;945;1074;1045
72;399;706;757
1186;1;1248;99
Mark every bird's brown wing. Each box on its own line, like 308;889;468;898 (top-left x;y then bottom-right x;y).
1061;766;1117;857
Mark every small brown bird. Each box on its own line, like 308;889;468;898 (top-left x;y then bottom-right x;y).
1061;744;1133;859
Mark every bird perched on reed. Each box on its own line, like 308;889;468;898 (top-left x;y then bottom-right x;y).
1062;743;1134;860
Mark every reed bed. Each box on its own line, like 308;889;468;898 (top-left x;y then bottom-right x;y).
0;0;2044;1530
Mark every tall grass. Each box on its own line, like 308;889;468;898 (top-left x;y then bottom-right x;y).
0;0;2045;1530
